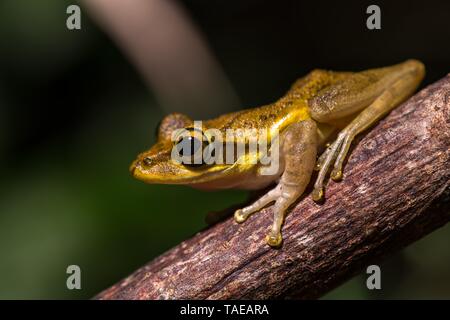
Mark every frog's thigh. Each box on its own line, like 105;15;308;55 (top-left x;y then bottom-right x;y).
309;60;424;123
234;120;317;247
311;70;423;201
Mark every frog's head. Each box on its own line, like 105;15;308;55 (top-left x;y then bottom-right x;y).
130;113;259;189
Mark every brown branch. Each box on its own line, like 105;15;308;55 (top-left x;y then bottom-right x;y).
96;75;450;300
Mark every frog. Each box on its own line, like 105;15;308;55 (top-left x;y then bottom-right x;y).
130;59;425;247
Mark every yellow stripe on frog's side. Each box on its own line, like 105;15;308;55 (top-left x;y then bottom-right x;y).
269;101;311;137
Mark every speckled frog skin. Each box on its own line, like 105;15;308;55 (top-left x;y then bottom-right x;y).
130;60;425;247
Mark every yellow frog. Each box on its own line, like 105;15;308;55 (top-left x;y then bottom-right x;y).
130;60;425;247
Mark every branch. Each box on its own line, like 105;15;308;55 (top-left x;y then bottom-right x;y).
96;75;450;300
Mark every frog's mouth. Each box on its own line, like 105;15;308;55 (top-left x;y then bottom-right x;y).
130;157;241;185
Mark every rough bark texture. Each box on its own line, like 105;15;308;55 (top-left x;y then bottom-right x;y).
97;75;450;300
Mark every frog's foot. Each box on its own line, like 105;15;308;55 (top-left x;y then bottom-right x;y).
265;232;282;247
312;128;356;201
234;186;280;223
234;185;296;247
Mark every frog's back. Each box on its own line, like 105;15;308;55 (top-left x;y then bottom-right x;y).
205;69;351;134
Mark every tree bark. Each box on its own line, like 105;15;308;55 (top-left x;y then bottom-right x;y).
96;75;450;300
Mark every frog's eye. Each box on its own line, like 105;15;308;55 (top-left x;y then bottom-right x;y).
175;128;209;168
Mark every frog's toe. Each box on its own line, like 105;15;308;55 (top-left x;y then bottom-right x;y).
234;209;248;223
234;188;280;224
313;132;347;202
311;187;324;202
265;232;283;247
331;168;343;181
314;143;332;171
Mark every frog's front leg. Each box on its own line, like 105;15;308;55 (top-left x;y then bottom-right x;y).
310;60;425;201
234;119;318;247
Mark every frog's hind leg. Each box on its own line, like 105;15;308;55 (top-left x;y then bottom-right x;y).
310;60;425;201
234;119;318;247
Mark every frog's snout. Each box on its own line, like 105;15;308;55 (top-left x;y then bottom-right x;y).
129;160;138;175
130;157;147;175
129;154;149;174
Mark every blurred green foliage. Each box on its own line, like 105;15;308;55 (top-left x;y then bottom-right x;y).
0;0;448;299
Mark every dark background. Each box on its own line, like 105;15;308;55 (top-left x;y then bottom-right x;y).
0;0;449;299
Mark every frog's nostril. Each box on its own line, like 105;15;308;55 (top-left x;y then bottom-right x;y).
143;157;153;166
